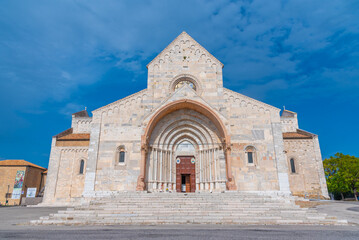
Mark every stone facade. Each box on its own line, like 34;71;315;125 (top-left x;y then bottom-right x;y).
43;32;328;205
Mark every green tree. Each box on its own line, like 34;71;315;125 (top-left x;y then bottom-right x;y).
323;153;359;201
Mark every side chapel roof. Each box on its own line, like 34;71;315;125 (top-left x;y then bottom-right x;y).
0;160;47;170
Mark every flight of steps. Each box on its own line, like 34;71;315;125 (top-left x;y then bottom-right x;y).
30;192;347;225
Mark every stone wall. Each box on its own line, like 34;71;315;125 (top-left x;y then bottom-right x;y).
284;138;328;198
72;117;92;133
147;32;224;108
222;89;290;192
43;144;88;204
280;110;299;133
82;90;150;194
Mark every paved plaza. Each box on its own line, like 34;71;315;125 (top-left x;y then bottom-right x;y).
0;201;358;239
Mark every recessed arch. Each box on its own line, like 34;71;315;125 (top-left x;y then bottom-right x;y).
137;99;236;191
154;120;213;148
144;99;229;143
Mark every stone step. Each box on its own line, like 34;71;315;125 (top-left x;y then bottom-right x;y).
80;204;299;209
32;218;345;226
30;192;346;226
53;209;319;215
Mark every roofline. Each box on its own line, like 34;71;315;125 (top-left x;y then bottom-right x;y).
54;128;73;139
297;128;317;137
146;31;224;69
92;89;147;113
223;88;280;111
0;161;47;171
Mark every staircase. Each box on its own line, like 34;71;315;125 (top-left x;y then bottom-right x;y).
30;192;347;225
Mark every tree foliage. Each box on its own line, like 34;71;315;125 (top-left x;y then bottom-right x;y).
323;153;359;200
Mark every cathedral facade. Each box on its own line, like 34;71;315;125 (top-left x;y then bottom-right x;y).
43;32;328;205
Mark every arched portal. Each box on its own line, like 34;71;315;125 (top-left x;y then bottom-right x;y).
136;99;237;191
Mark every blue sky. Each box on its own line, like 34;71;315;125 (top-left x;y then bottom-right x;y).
0;0;358;168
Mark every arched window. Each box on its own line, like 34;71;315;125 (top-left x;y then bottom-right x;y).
117;145;126;164
119;151;125;163
174;80;196;91
290;158;296;173
79;159;85;174
245;146;256;164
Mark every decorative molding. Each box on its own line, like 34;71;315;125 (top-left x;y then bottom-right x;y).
168;73;202;94
92;89;147;114
223;88;279;112
147;32;223;69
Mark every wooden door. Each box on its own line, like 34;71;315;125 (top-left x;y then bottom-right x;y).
185;175;191;192
176;156;196;193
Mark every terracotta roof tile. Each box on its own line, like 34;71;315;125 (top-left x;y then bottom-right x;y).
0;160;47;170
57;133;90;141
283;130;313;139
72;110;89;117
54;128;73;138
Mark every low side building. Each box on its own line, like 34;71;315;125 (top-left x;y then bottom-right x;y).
281;110;327;199
0;160;47;205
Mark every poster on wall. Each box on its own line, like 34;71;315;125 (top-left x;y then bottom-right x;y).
11;170;25;199
11;188;22;199
26;188;37;198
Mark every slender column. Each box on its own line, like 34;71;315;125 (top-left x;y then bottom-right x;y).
199;150;203;190
214;148;218;189
164;150;168;190
203;150;206;189
204;150;208;190
196;152;200;191
172;153;176;190
153;148;157;190
159;149;163;190
169;151;172;190
209;148;213;190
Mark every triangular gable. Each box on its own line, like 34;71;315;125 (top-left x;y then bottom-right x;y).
147;31;223;69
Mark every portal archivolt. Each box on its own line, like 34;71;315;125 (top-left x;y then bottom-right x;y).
136;99;236;192
146;109;227;191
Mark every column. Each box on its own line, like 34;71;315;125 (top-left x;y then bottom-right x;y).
172;153;176;190
209;148;213;190
164;150;168;190
147;148;153;191
204;150;208;190
214;148;218;189
199;150;203;190
169;151;172;190
153;148;157;190
159;149;163;190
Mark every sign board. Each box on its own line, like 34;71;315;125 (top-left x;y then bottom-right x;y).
11;189;22;199
11;170;25;199
26;188;37;198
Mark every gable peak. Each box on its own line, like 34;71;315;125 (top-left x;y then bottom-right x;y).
147;31;223;68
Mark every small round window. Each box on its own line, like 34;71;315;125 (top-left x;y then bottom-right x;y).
174;80;196;91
